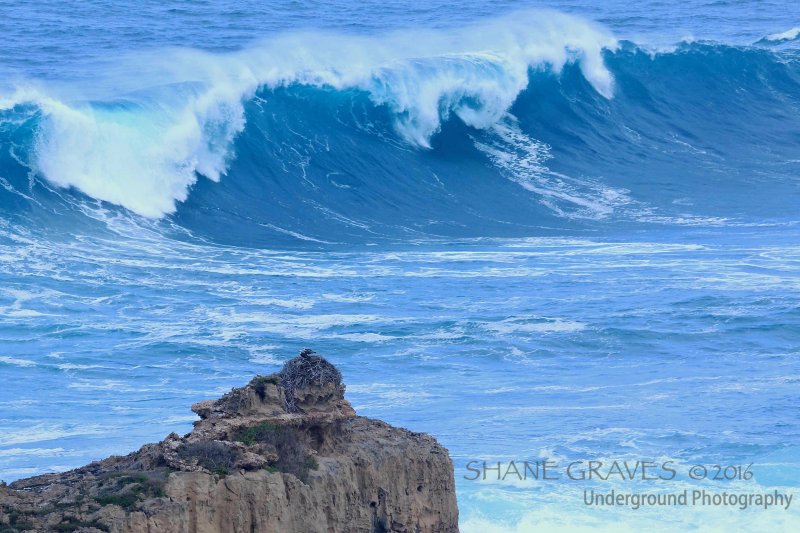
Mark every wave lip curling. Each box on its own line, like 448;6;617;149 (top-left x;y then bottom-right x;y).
2;9;617;218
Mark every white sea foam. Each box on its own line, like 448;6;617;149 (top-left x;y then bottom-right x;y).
0;447;80;458
461;498;800;533
765;27;800;42
331;332;397;342
0;10;616;218
56;363;108;370
0;424;107;446
348;383;432;408
0;356;36;367
474;115;632;219
203;308;387;339
247;348;281;365
484;317;587;335
322;292;375;303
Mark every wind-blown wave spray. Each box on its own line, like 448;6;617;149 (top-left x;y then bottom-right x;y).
0;10;616;218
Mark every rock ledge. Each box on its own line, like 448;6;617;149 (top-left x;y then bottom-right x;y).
0;351;459;533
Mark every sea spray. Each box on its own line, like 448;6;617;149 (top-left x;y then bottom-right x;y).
2;10;616;218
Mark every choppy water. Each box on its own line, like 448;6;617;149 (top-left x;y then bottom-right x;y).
1;1;800;530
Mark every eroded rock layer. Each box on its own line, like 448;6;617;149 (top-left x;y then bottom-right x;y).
0;354;459;533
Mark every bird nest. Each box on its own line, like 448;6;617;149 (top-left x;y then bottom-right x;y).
278;349;342;412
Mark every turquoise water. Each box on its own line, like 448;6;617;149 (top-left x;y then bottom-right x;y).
1;1;800;530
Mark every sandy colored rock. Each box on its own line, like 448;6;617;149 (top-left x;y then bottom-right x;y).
0;354;458;533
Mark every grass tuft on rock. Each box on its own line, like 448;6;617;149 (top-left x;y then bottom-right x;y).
235;421;318;483
94;471;167;510
177;441;241;477
236;421;279;446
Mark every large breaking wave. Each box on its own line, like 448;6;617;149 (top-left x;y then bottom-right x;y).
1;10;800;245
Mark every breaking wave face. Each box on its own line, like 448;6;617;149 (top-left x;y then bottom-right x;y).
1;9;800;245
0;11;615;219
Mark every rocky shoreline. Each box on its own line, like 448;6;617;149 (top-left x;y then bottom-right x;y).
0;351;459;532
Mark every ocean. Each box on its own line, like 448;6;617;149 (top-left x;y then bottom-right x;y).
1;1;800;530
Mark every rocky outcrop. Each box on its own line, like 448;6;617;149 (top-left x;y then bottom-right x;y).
0;351;459;533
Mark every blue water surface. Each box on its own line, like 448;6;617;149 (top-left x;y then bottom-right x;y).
1;1;800;530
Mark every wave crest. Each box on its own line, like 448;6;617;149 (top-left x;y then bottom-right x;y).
0;9;616;218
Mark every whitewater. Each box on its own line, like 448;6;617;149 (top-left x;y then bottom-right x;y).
1;11;616;219
2;0;800;531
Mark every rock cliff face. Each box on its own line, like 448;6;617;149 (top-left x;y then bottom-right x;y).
0;352;459;533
